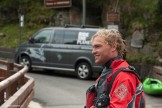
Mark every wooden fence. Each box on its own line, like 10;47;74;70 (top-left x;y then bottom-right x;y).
0;59;34;108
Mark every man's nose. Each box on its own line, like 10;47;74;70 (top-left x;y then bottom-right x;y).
92;48;96;54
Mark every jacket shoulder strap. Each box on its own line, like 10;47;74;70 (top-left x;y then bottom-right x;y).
106;66;140;96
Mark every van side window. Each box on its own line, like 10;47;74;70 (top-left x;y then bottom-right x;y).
33;30;52;43
86;31;96;43
64;31;78;44
53;30;64;44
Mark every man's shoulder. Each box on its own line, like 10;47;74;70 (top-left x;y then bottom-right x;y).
113;66;139;81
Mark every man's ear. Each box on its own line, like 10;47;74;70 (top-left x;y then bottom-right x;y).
111;45;117;52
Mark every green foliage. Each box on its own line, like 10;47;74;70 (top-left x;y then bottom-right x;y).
0;0;20;8
0;24;45;48
154;41;162;57
159;42;162;57
126;54;142;63
141;55;157;65
0;0;56;26
86;0;108;7
0;24;20;48
154;0;162;30
120;0;158;36
126;54;157;65
148;41;162;59
156;0;162;15
26;2;55;25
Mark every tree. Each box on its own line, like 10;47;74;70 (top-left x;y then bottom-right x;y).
154;0;162;30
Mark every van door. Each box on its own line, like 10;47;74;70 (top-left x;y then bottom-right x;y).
59;30;79;68
27;29;53;66
49;29;79;70
47;29;65;68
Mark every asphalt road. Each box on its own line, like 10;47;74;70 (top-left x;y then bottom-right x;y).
27;70;162;108
28;70;93;108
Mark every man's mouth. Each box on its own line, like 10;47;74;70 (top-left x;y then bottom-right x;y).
94;55;99;59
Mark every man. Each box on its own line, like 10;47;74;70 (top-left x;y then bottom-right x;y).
85;29;145;108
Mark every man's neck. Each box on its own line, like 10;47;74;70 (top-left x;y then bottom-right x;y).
105;56;122;68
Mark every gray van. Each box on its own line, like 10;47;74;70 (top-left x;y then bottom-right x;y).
15;26;103;80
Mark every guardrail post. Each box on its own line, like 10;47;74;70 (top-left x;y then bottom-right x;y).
6;62;17;99
0;69;6;80
6;70;17;100
0;90;4;105
7;62;14;77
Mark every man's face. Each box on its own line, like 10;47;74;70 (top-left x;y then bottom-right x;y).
92;36;116;65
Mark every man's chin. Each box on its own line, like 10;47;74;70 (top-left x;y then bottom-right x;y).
95;60;103;65
95;60;105;65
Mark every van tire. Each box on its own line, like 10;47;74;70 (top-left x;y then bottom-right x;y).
76;62;92;80
19;56;32;72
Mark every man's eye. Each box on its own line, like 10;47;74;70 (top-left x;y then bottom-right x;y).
93;45;100;49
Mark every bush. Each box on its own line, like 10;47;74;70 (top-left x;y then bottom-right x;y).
126;54;158;65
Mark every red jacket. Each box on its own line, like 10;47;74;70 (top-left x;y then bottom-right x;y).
86;58;145;108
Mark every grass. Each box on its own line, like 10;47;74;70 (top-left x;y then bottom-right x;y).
0;24;19;48
0;24;45;48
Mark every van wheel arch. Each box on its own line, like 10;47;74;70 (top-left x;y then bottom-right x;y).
18;55;32;71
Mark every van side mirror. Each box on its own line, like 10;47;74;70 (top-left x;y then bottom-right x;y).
29;38;35;43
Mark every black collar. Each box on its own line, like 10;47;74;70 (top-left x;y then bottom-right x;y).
105;56;122;68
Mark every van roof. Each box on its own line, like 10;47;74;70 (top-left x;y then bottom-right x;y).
43;24;104;30
43;26;102;31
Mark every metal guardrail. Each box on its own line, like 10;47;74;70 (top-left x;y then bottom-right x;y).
0;47;15;60
0;59;34;108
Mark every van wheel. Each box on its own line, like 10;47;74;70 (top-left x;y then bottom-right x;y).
76;62;92;80
19;56;32;71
